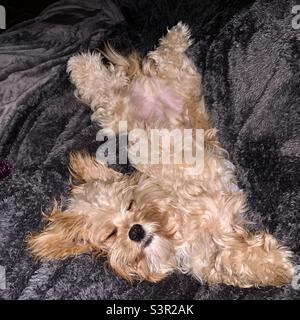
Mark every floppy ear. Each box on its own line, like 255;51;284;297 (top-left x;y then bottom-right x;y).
69;151;122;183
28;203;90;260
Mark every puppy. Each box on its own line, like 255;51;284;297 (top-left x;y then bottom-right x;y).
29;22;294;287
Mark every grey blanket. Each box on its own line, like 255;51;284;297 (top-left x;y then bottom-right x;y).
0;0;299;299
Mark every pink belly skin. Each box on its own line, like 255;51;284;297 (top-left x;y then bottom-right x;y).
130;79;184;120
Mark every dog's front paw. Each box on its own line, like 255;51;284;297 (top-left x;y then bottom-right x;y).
67;53;105;105
67;53;94;84
159;21;193;52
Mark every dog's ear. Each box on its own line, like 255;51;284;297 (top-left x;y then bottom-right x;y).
28;203;90;260
69;151;122;183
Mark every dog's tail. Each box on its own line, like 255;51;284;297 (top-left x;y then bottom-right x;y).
102;43;141;78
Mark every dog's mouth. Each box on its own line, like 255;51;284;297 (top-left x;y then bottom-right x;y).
143;234;153;248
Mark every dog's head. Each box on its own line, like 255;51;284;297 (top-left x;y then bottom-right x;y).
28;152;178;282
74;175;178;282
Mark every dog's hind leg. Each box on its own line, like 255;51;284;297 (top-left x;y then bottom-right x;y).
189;192;294;287
199;227;294;287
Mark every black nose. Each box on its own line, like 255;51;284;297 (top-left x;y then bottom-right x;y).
128;224;145;242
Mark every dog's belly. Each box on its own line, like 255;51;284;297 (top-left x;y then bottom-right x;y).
130;78;184;119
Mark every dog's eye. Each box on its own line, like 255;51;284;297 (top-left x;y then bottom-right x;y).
106;228;117;240
127;200;134;211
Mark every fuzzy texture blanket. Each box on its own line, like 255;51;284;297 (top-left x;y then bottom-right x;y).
0;0;299;300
